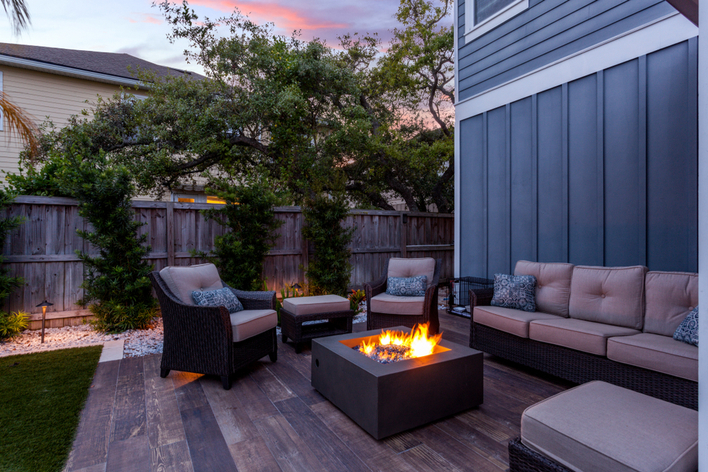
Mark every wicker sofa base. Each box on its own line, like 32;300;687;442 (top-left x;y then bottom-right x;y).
508;438;572;472
471;322;697;410
281;307;354;353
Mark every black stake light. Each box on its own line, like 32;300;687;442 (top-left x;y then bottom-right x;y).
36;300;53;343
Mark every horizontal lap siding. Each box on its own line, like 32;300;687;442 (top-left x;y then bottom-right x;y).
1;200;454;315
457;0;674;101
458;39;697;278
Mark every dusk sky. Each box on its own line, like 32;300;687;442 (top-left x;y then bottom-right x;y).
0;0;405;74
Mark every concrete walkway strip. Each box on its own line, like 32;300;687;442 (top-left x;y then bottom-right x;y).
99;340;124;363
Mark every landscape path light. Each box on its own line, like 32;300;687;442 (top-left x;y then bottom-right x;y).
36;300;53;343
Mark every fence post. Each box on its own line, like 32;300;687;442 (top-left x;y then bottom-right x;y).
166;202;175;266
299;210;309;290
400;212;407;258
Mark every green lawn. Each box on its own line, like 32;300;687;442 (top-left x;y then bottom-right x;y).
0;346;102;472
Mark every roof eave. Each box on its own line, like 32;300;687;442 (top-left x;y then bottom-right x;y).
0;54;150;90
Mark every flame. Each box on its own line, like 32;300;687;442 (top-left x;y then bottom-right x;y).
359;323;442;363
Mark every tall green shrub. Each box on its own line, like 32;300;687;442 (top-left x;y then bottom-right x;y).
66;152;156;332
0;188;27;339
200;175;284;291
302;192;353;296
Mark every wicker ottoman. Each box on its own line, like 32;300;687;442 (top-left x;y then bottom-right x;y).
280;295;355;353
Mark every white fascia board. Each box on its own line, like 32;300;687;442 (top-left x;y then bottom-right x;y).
455;12;698;119
0;54;146;89
454;0;461;278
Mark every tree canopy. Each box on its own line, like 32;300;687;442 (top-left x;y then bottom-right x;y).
16;0;454;212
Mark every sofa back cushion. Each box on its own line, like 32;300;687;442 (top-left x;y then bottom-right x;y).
388;257;436;288
644;271;698;336
160;263;223;305
514;261;574;317
568;265;647;330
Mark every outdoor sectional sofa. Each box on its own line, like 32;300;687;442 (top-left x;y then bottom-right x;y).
469;261;698;410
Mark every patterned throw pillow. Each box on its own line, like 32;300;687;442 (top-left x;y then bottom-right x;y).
674;306;698;347
192;287;244;313
490;274;537;312
386;275;428;297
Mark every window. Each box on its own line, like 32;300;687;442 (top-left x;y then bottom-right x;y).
206;196;227;205
465;0;528;41
177;197;195;203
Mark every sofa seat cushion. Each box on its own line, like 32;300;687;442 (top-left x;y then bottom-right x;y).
514;261;574;317
529;318;639;356
230;309;277;342
644;271;698;336
387;257;436;288
521;381;698;472
282;295;350;316
569;265;647;329
370;293;424;316
160;263;223;305
474;306;561;338
607;333;698;382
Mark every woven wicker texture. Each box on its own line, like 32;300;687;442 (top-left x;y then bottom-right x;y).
150;271;277;390
508;438;572;472
280;305;354;353
470;310;697;410
364;258;442;334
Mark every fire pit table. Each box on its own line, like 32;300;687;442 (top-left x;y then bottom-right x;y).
311;326;483;440
281;295;355;353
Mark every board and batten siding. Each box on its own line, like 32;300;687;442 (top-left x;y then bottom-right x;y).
0;66;123;176
459;38;697;277
457;0;677;101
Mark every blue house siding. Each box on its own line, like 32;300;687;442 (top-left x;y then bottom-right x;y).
458;39;697;277
457;0;676;101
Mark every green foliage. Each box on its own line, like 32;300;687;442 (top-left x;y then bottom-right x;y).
348;289;366;314
302;192;354;296
0;311;28;339
0;188;23;311
0;346;102;472
197;173;284;291
64;152;156;332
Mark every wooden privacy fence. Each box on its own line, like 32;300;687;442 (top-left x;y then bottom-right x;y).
2;196;454;326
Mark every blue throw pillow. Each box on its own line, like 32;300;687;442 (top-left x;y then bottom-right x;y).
674;306;698;347
192;287;244;313
386;275;428;297
490;273;537;312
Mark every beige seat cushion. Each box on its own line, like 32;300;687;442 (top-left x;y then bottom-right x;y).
282;295;350;316
529;318;639;356
644;271;698;336
514;261;574;317
608;333;698;382
370;293;424;316
521;381;698;472
569;265;647;330
160;263;223;305
230;309;277;342
387;257;436;288
473;306;561;338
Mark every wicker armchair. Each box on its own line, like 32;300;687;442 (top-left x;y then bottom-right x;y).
365;258;442;334
150;268;277;390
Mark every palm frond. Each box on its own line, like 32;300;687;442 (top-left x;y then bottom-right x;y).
0;91;39;158
0;0;30;35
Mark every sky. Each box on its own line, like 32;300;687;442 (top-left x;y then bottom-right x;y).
0;0;404;75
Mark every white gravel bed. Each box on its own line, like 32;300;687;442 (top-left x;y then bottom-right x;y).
0;318;164;359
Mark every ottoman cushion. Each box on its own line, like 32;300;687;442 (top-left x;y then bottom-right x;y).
282;295;350;316
521;381;698;472
230;309;277;342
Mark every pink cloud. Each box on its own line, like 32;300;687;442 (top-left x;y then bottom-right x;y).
190;0;348;30
128;13;162;25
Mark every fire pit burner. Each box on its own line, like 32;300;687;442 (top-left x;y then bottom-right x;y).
312;326;483;440
355;323;443;364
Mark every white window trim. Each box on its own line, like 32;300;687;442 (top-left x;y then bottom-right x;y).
464;0;529;42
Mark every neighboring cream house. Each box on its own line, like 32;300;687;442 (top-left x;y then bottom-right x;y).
0;43;197;179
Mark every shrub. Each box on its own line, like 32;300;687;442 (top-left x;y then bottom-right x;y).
199;175;284;291
301;192;353;296
0;188;26;339
66;153;156;332
0;311;28;338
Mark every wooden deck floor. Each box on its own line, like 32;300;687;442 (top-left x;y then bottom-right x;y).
65;311;572;472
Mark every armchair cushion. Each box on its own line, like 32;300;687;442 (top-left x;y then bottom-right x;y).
386;275;428;296
387;257;436;288
160;263;223;305
192;287;244;313
230;309;278;342
370;293;424;316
